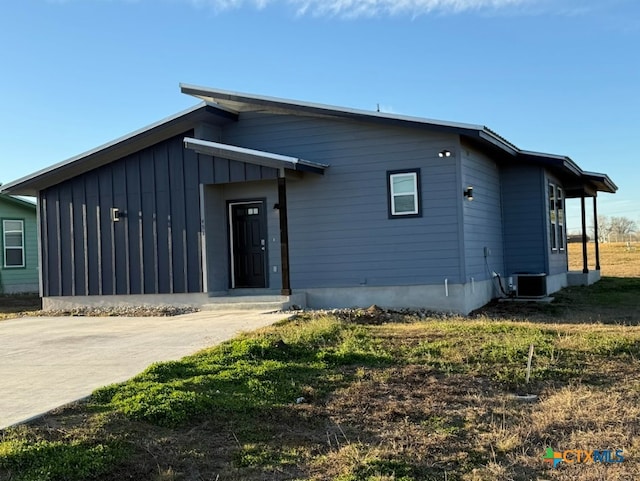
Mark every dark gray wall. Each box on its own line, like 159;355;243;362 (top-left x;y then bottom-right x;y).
40;132;278;297
223;112;464;288
501;164;547;275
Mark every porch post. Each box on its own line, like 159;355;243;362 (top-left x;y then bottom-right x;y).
593;197;601;270
278;172;292;296
580;196;589;274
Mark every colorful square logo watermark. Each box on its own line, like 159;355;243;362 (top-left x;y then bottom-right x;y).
543;447;624;468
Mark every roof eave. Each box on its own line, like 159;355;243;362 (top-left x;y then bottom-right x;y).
183;137;328;175
0;102;238;196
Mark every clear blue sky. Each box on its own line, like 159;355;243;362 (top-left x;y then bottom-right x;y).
1;0;638;231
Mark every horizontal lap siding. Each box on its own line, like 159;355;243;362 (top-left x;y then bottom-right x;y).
462;148;505;281
502;165;546;275
39;131;279;297
223;112;462;288
0;199;39;293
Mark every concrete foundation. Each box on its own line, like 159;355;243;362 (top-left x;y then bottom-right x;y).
303;279;496;315
567;270;601;287
42;280;497;315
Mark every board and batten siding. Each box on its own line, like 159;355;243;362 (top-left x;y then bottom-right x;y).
460;147;505;282
39;132;278;297
0;198;39;293
501;165;547;276
223;112;464;288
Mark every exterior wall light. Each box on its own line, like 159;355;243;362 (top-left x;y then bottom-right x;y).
463;186;474;201
438;149;452;158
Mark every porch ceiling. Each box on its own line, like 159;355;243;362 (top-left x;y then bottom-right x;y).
183;137;329;175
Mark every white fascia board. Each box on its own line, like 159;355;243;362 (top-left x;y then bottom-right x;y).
183;138;328;172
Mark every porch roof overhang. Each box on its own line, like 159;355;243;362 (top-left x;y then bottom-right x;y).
518;150;617;197
183;137;329;175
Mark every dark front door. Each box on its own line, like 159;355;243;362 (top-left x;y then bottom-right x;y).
231;202;267;288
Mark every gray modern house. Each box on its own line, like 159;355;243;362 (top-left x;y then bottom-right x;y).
0;84;616;313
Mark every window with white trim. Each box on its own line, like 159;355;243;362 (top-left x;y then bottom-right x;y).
3;219;25;268
388;169;421;217
557;187;565;250
548;183;565;252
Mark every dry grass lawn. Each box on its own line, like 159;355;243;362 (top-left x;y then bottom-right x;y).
0;242;638;481
568;241;640;277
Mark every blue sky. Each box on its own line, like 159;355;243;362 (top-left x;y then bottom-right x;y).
1;0;638;231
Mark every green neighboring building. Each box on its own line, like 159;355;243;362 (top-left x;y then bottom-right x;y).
0;194;38;294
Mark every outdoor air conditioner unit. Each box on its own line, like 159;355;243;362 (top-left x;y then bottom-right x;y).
515;273;547;298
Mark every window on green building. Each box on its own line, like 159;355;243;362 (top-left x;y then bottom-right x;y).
3;219;25;268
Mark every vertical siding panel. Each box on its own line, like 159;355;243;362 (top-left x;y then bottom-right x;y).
98;167;114;295
112;161;129;294
71;177;86;295
154;143;172;293
185;148;202;292
214;158;229;183
58;188;73;296
245;163;261;181
229;160;246;182
125;155;143;294
140;149;157;294
84;173;100;295
40;194;49;297
169;137;187;292
198;153;214;184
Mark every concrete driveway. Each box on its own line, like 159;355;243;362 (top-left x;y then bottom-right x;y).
0;310;288;429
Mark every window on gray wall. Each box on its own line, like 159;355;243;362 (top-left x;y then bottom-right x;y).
3;219;25;268
548;183;565;252
387;169;422;218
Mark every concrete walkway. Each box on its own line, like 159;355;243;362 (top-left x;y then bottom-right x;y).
0;310;288;429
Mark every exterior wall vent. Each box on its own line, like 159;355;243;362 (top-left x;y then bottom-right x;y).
515;273;547;298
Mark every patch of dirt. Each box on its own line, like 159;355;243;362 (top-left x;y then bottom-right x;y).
0;294;41;317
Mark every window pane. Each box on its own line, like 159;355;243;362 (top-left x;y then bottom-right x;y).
549;185;557;250
3;220;22;232
392;174;415;194
5;248;23;267
394;194;416;213
5;232;23;247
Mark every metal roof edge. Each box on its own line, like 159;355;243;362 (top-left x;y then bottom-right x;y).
180;82;487;134
0;193;37;209
0;102;223;195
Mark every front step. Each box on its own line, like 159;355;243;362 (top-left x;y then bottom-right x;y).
202;292;306;312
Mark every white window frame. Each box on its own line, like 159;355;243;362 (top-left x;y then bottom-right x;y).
3;219;25;268
557;187;565;251
549;184;557;251
548;183;566;253
388;170;420;217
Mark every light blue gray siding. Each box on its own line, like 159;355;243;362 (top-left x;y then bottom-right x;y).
502;165;546;275
461;146;505;283
223;112;464;288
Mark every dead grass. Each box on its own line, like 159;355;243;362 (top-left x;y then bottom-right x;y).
0;294;41;320
568;241;640;277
